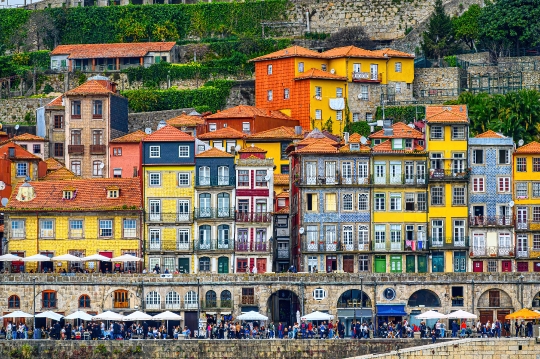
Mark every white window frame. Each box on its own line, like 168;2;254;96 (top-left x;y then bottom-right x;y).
498;177;511;193
149;145;160;158
149;172;161;187
10;220;25;238
178;145;190;158
178;172;190;187
123;219;137;238
313;288;327;300
315;109;322;120
267;64;273;75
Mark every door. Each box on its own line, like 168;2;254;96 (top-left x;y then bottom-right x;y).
306;162;317;185
479;310;493;325
184;311;198;338
416;162;426;184
358;162;368;184
199;194;211;218
343;255;354;273
405;162;414;184
178;258;190;274
342;162;352;184
517;207;527;229
390;256;402;273
40;252;54;272
374;162;386;184
218;257;229;274
389;163;402;184
497;310;510;336
256;258;267;273
149;199;161;221
406;255;415;273
217;193;230;217
326;256;337;272
502;260;512;272
374;256;386;273
418;255;427;273
431;252;444;272
454;251;466;272
473;260;483;272
370;64;378;80
325;161;336;184
178;200;190;221
473;233;486;255
99;251;113;272
517;234;528;256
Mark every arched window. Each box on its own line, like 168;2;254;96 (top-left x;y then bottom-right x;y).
198;193;211;218
218;166;229;185
408;289;441;307
199;166;210;186
184;291;198;309
146;291;161;310
217;193;230;217
358;193;368;211
218;224;230;247
8;295;20;309
78;295;90;308
198;225;211;249
220;290;232;308
205;290;217;308
166;291;181;310
42;290;57;308
199;257;210;272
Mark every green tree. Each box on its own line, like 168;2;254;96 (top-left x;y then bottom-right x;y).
152;21;179;42
344;121;371;138
452;4;481;52
491;89;540;143
421;0;457;61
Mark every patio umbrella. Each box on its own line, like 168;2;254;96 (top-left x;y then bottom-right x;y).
2;310;33;318
237;311;268;321
301;311;334;321
0;253;22;261
93;311;124;321
415;310;448;319
51;254;82;262
446;310;477;319
123;311;153;321
111;254;142;262
35;311;64;321
65;311;93;321
21;254;51;262
81;254;111;262
153;311;183;337
505;308;540;320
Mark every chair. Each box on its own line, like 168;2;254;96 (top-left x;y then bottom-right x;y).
83;332;91;340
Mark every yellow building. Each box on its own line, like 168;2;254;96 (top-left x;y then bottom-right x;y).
513;141;540;272
4;178;143;273
425;105;470;273
369;123;429;273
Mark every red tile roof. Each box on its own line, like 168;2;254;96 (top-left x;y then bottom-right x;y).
276;191;290;198
426;105;469;123
167;114;205;127
144;125;195;142
0;143;40;160
64;80;117;96
274;206;290;214
42;167;79;181
250;46;321;62
296;141;339;154
295;68;347;81
369;122;424;139
321;45;385;59
515;141;540;154
205;105;293;120
6;178;142;211
11;133;47;142
339;144;371;153
195;147;234;158
247;126;303;140
474;130;505;138
45;95;64;108
51;42;176;59
110;130;148;143
44;157;64;171
197;127;246;140
371;48;415;58
297;136;337;147
274;173;290;186
239;145;267;153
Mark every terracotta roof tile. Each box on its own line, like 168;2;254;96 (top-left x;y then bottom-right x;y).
250;46;321;62
167;114;205;127
474;130;505;139
42;167;79;181
369;122;424;139
45;95;63;108
0;143;39;160
371;48;415;58
321;45;386;59
295;68;347;81
297;136;337;146
275;206;290;214
144;125;195;142
426;105;468;123
274;173;290;186
11;133;47;142
276;191;290;198
51;42;176;59
110;130;148;143
339;144;371;152
348;133;362;142
239;145;267;153
6;178;142;211
195;147;234;158
372;140;426;153
197;127;246;140
515;141;540;154
205;105;293;121
44;158;64;171
296;141;339;154
64;80;117;96
247;126;303;140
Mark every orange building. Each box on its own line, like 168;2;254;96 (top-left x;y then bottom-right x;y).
108;130;147;178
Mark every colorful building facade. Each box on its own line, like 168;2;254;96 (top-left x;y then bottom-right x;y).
109;130;147;178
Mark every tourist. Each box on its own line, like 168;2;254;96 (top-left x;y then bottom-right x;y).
460;321;467;338
527;321;533;338
431;329;437;343
277;322;283;339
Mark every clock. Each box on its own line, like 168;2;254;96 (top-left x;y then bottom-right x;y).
383;288;396;301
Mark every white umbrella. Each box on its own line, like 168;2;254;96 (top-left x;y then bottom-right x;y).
446;310;477;319
81;254;111;262
415;310;448;319
35;311;64;321
123;311;153;321
22;254;51;262
0;253;22;261
111;254;142;262
93;311;124;321
2;310;33;318
237;311;268;321
153;311;182;321
51;254;82;262
65;311;93;321
301;311;334;321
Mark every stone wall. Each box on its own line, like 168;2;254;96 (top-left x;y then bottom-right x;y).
351;338;539;359
0;97;49;124
127;108;195;133
224;80;255;109
413;67;465;100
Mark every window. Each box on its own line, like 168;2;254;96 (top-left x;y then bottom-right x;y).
32;144;41;154
395;62;402;72
534;206;540;222
352;113;360;122
431;220;444;244
358;255;369;272
267;90;273;101
111;168;121;178
277;198;286;207
358;193;368;211
390;193;402;211
325;193;336;211
454;220;465;243
405;193;415;211
431;187;444;205
375;224;386;250
16;163;27;177
149;172;161;186
315;86;322;98
123;219;136;238
452;126;465;140
534;158;540;172
516;157;527;172
178;172;190;187
365;113;373;121
280;142;289;160
267;64;272;75
42;291;57;308
499;149;510;164
390;225;402;250
238;170;249;186
70;161;81;176
533;183;540;198
53;143;64;157
336;110;343;121
178;145;189;158
69;219;83;238
471;149;483;164
93;161;103;177
472;177;485;192
107;189;118;198
284;88;290;99
93;100;102;117
306;193;318;211
431;126;443;139
71;101;81;117
315;109;322;120
99;220;113;237
360;85;368;100
149;145;160;158
417;193;427;211
405;139;413;149
281;164;289;174
313;288;327;300
199;257;210;272
11;220;25;238
534;234;540;250
92;130;103;145
256;170;268;187
375;193;385;211
321;64;327;71
353;63;361;72
358;225;369;248
40;219;54;238
336;87;343;98
177;228;190;250
8;295;20;309
488;260;497;273
453;186;465;205
395;83;401;93
242;122;250;133
209;123;217;132
71;130;81;145
342;193;353;211
516;182;528;198
112;147;122;156
54;115;63;129
79;295;91;308
149;228;161;250
298;62;304;73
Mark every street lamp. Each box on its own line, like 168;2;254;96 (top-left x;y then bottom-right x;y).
33;277;36;328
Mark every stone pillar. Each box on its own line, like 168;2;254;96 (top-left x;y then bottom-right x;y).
211;258;217;273
116;58;120;71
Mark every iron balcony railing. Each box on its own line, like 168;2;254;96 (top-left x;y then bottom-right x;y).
200;300;233;309
516;221;540;231
235;212;272;223
470;246;516;257
297;175;372;186
241;295;255;305
372;175;428;186
194;207;235;220
516;248;529;258
195;176;235;187
469;215;513;227
146;241;193;251
194;239;234;251
277;248;289;259
428;169;470;181
235;241;271;252
113;299;130;309
429;237;470;249
352;71;382;82
404;240;429;251
304;241;371;252
146;212;193;223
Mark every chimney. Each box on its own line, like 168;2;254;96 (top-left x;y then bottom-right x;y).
16;182;35;202
294;126;303;135
343;132;349;144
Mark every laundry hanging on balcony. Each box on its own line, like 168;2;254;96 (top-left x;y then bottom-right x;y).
329;98;345;110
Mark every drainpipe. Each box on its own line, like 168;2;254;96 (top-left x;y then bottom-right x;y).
519;275;524;309
141;280;145;311
471;279;475;314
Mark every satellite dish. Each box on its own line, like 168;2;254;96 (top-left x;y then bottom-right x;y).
0;181;5;190
145;128;152;135
235;145;241;152
408;123;415;128
518;139;524;147
1;198;7;207
357;94;363;100
299;227;305;234
157;119;167;130
509;201;515;207
264;175;271;181
330;69;336;74
360;136;367;145
99;163;105;169
14;124;20;130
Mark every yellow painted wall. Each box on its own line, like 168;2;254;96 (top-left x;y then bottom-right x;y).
386;58;415;83
308;78;347;134
426;125;468;157
294;58;327;77
244;141;287;174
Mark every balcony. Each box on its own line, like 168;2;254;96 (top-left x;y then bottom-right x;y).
451;297;464;307
304;241;370;252
516;248;529;258
470;246;515;257
113;299;130;309
516;221;540;231
235;212;272;223
429;237;469;249
235;241;271;253
90;144;106;155
296;175;372;186
146;212;193;223
404;240;429;252
194;207;235;220
195;239;234;251
277;248;289;259
469;215;513;227
352;71;381;83
147;241;193;252
241;295;255;305
373;175;428;186
68;145;84;155
200;300;233;309
429;169;469;181
195;176;234;187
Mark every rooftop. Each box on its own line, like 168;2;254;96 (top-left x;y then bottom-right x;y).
239;145;267;153
295;141;339;154
371;48;415;58
195;147;234;158
321;45;385;59
247;126;303;141
45;95;63;108
110;130;148;143
250;45;321;62
44;157;64;171
426;105;469;123
369;122;424;139
0;143;40;160
51;42;176;59
167;113;205;127
41;167;79;181
273;174;290;186
515;141;540;154
64;80;118;96
197;127;246;140
11;133;47;142
144;125;195;142
372;140;426;154
295;68;347;81
205;105;293;121
474;130;505;139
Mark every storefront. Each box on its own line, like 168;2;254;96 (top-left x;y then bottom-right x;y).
376;304;407;330
337;308;373;337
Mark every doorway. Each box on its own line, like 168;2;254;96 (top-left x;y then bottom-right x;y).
178;258;190;274
218;257;229;274
99;251;113;273
343;255;354;273
267;290;300;327
325;256;337;272
40;252;54;272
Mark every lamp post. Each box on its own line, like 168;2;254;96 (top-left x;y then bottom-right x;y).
33;277;36;328
197;278;200;336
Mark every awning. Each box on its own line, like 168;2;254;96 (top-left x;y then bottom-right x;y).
376;304;407;316
337;309;372;317
221;312;231;315
205;312;217;315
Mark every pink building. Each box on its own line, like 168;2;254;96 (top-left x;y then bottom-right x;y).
109;130;147;178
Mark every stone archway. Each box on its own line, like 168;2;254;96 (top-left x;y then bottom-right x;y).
533;292;540;308
336;289;372;337
477;288;514;327
267;290;300;327
408;289;441;307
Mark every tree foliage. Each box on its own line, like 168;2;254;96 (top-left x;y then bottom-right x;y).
325;26;375;49
344;121;371;138
421;0;457;60
452;4;481;51
375;105;426;123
